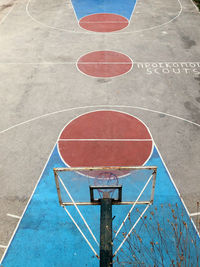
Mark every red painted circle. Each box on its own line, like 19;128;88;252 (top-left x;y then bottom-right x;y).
58;111;153;169
79;13;129;32
77;51;132;78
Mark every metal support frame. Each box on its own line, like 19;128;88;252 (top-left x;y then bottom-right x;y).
90;186;122;266
53;166;157;206
90;185;122;204
53;166;157;266
100;197;113;267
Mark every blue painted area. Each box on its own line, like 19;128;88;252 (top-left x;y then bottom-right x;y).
1;147;100;267
71;0;137;20
1;146;200;266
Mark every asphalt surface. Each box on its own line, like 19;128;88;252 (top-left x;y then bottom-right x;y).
0;0;200;260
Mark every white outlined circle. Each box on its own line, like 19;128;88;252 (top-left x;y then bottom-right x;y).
1;105;199;264
26;0;185;35
78;13;129;32
56;109;154;175
76;50;133;78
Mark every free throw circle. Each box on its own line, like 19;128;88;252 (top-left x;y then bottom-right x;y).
77;51;133;78
58;110;153;169
79;13;129;32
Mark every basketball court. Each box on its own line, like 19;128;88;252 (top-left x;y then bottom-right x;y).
0;0;200;265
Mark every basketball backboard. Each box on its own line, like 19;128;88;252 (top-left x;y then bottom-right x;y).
53;166;157;264
53;166;157;206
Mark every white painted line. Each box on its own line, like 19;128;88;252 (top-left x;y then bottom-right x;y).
56;109;154;169
0;245;7;249
63;206;99;259
114;204;150;257
0;105;200;264
59;139;152;141
78;62;132;64
189;0;199;11
59;175;99;246
0;62;77;65
190;212;200;217
0;62;133;65
0;144;57;264
73;11;129;32
0;2;16;26
26;0;184;35
7;214;21;219
129;0;140;23
0;61;199;66
0;105;200;136
114;175;153;240
76;50;133;79
80;21;128;24
154;143;200;238
69;0;79;24
130;0;183;34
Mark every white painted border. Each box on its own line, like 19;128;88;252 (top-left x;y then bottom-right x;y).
0;245;7;249
0;143;57;264
130;0;183;34
59;139;152;141
76;50;133;78
26;0;184;35
67;0;183;34
189;0;199;11
0;105;200;264
190;212;200;217
0;61;199;66
1;105;200;135
154;142;200;237
129;0;140;24
7;214;21;219
78;12;129;33
68;0;79;22
78;13;129;23
0;1;17;27
56;109;154;176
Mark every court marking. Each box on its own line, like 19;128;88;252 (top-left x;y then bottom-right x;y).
1;0;199;262
78;20;128;24
0;0;17;26
57;110;154;169
6;214;21;219
189;0;199;11
0;105;200;263
26;0;184;34
0;61;199;65
0;61;199;76
76;50;133;78
70;2;137;21
190;212;200;217
63;0;137;32
0;245;7;249
63;206;99;258
79;13;129;32
128;0;140;24
59;139;152;141
0;142;57;261
1;105;200;135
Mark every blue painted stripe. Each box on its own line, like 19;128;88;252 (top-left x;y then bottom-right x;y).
1;145;199;266
71;0;137;20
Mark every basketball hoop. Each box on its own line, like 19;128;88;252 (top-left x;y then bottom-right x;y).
94;172;119;198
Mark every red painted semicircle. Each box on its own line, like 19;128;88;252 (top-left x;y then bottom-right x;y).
77;51;132;78
79;13;129;32
58;111;153;168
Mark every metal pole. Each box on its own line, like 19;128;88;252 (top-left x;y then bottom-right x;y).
100;195;113;267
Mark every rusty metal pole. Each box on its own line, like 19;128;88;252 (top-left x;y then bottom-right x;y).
100;193;113;267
